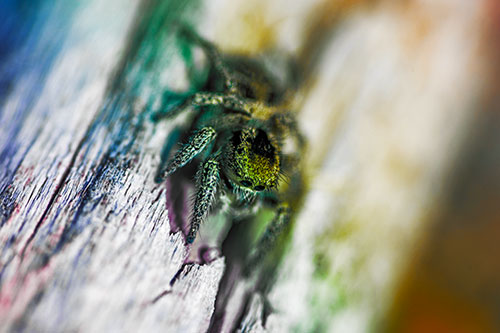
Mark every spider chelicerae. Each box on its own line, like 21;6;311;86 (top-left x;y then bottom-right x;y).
156;26;305;269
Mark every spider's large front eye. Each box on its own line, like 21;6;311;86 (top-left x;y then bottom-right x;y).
240;180;252;187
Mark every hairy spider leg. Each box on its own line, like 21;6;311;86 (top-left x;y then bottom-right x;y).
244;204;291;275
191;92;260;116
153;90;263;123
269;112;306;148
180;25;279;98
180;26;238;93
161;127;217;178
205;113;249;131
188;158;220;243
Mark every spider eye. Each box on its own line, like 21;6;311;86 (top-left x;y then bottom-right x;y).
240;180;252;187
254;185;265;191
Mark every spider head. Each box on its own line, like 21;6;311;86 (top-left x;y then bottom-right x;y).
226;128;280;192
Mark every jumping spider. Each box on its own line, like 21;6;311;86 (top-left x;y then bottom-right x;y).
157;27;305;269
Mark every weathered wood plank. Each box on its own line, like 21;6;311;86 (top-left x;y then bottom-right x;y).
0;1;220;331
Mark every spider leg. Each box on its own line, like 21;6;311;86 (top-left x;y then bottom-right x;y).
151;90;253;123
187;158;220;243
270;112;306;149
160;127;216;179
244;204;291;275
155;91;263;122
191;92;258;116
180;26;238;93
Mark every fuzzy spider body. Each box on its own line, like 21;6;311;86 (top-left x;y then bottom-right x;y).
158;27;304;267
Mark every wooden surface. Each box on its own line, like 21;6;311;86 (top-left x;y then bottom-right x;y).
0;0;494;332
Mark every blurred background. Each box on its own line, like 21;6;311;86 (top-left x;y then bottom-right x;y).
1;0;499;331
